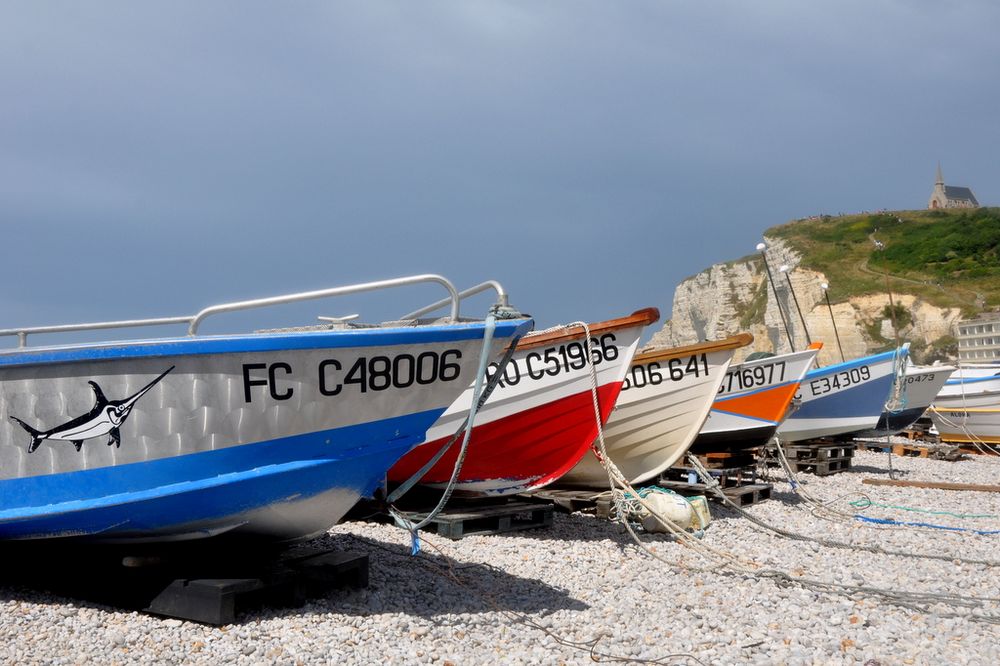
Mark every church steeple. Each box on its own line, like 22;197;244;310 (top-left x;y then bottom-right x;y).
928;163;979;209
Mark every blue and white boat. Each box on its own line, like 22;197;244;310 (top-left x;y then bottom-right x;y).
932;364;1000;409
777;345;909;442
852;362;955;438
0;275;531;543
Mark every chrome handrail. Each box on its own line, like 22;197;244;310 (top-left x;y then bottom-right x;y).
0;317;196;349
402;280;508;320
188;274;460;335
0;274;461;348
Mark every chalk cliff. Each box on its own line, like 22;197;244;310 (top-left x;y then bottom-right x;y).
647;237;961;365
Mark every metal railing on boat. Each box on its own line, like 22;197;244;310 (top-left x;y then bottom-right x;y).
0;274;463;348
402;280;509;320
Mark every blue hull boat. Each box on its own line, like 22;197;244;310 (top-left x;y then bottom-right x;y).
852;363;954;438
777;346;908;442
0;276;531;543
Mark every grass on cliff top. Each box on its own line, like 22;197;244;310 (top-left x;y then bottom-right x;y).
765;207;1000;313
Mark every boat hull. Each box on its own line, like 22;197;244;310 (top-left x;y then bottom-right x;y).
933;368;1000;409
559;334;751;487
777;348;906;442
0;320;531;542
928;407;1000;444
690;346;820;453
690;424;776;452
389;312;655;496
853;364;955;438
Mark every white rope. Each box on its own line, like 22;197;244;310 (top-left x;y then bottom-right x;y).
388;313;501;551
768;439;863;522
883;343;911;414
694;444;1000;562
929;361;1000;457
570;336;1000;623
388;317;607;551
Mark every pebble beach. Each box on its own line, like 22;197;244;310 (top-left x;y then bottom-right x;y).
3;446;1000;665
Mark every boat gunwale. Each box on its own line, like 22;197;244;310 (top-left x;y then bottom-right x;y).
944;374;1000;386
907;364;957;376
802;346;904;379
929;406;1000;414
0;319;533;369
724;345;821;372
514;308;659;351
632;332;753;365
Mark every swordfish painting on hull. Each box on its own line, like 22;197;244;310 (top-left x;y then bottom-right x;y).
10;366;175;453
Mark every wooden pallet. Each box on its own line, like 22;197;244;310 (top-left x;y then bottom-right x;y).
900;429;934;442
402;499;554;540
523;488;612;514
0;543;368;626
779;442;855;461
854;440;891;453
723;483;773;506
664;463;757;489
891;443;928;458
693;450;757;469
905;417;937;441
654;479;772;507
787;457;852;476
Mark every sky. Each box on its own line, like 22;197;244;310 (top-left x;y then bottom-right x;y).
1;1;998;344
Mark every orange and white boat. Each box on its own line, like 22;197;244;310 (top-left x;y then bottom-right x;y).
689;343;822;453
559;333;753;487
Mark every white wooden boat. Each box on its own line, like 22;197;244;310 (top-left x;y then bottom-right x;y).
932;364;1000;409
558;333;753;487
928;407;1000;444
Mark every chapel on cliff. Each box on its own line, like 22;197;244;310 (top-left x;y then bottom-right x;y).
928;164;979;209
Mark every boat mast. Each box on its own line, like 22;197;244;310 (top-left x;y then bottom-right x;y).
757;241;796;352
821;282;846;363
779;264;813;347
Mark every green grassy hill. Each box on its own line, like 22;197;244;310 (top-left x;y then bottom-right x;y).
766;207;1000;314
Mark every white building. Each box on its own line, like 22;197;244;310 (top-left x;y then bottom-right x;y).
957;314;1000;361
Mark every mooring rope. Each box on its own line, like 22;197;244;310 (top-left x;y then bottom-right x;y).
930;361;1000;458
689;448;1000;565
849;497;999;520
388;308;528;553
883;343;911;415
767;436;1000;544
927;406;1000;460
681;450;1000;624
570;338;1000;624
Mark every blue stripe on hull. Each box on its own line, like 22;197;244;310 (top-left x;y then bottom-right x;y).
0;409;444;541
803;349;898;377
0;319;531;368
945;374;1000;386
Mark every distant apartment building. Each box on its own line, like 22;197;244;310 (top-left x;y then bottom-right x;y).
957;314;1000;361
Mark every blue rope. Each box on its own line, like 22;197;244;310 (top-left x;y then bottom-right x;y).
854;514;1000;535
